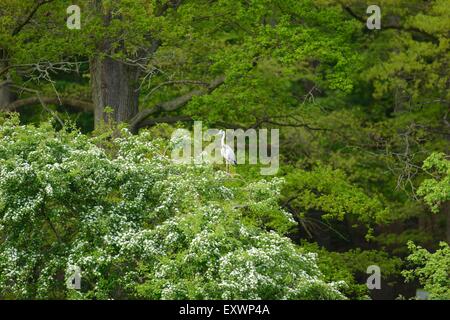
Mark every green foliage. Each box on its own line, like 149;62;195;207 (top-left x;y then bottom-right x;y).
403;241;450;300
1;0;362;127
417;153;450;213
301;241;403;300
282;165;388;227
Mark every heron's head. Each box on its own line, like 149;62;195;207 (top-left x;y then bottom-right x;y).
217;129;225;136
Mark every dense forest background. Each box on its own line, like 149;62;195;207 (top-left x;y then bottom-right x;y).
0;0;449;299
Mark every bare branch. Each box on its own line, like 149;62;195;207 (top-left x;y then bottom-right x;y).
1;61;86;82
5;86;65;126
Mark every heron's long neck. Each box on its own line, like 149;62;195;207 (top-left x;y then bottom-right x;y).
221;133;225;145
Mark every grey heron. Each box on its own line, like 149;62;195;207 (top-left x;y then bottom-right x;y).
218;130;236;173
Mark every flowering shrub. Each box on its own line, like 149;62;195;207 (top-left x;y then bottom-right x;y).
0;116;345;299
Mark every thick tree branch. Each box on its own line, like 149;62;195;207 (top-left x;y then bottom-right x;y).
4;96;94;113
252;118;331;131
144;80;209;100
129;75;225;132
137;115;192;129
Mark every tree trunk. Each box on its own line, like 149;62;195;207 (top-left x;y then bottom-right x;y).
0;50;16;109
0;80;16;109
89;0;141;127
90;56;140;125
